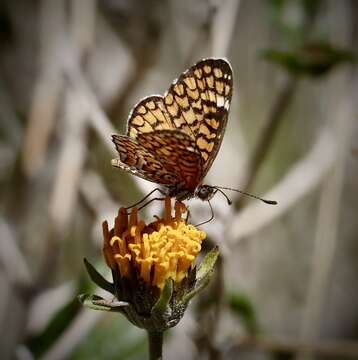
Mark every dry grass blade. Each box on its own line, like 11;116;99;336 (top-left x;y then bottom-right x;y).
227;129;336;243
21;0;65;178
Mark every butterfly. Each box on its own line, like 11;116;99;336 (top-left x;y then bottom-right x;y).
111;58;232;204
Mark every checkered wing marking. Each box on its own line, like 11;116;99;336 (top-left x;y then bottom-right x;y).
126;96;174;139
111;135;178;186
137;130;202;191
163;58;233;178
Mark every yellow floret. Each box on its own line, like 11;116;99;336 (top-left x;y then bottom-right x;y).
102;197;206;289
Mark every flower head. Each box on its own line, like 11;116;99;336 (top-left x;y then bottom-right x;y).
103;197;205;290
80;196;219;332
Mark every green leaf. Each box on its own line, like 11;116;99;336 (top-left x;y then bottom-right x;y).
26;296;81;357
228;292;259;335
261;43;357;77
84;258;114;294
183;270;214;303
196;246;219;283
152;278;173;315
182;247;219;303
78;293;129;312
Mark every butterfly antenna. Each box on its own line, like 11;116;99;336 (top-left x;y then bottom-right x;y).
215;186;277;205
214;188;232;205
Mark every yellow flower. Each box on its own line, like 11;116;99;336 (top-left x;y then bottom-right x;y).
80;195;218;332
102;197;206;290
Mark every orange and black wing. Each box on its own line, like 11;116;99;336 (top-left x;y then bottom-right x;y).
111;135;178;186
119;58;233;187
112;131;202;191
163;58;233;178
126;96;174;139
137;130;202;191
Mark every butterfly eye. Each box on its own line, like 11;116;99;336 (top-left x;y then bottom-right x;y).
196;186;215;201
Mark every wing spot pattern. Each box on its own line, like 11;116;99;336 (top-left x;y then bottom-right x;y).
132;116;145;126
225;85;231;96
144;112;158;125
217;95;225;107
147;101;156;110
205;118;219;129
214;68;223;78
165;93;174;105
184;77;196;90
216;81;224;94
206;75;214;88
204;65;211;74
197;79;205;90
167;101;179;117
194;68;203;78
138;105;147;114
208;90;216;103
174;95;189;109
187;88;199;100
173;83;184;96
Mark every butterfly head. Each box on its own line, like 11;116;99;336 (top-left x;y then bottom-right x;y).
195;185;217;202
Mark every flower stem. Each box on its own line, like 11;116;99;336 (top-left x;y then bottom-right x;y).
147;330;164;360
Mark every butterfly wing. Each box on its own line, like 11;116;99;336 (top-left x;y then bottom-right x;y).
163;58;233;178
112;131;202;191
111;135;178;186
126;96;174;139
137;130;202;191
117;58;233;189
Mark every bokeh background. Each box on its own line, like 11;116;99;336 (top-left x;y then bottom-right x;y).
1;0;357;359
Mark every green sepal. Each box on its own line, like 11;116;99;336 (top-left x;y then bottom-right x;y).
196;246;219;283
151;278;173;316
83;258;115;294
78;294;129;312
183;246;219;303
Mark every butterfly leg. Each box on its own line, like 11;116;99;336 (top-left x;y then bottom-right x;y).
134;197;166;212
195;199;215;227
185;207;191;222
125;188;167;210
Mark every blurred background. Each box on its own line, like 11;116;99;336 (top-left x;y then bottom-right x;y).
0;0;357;359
